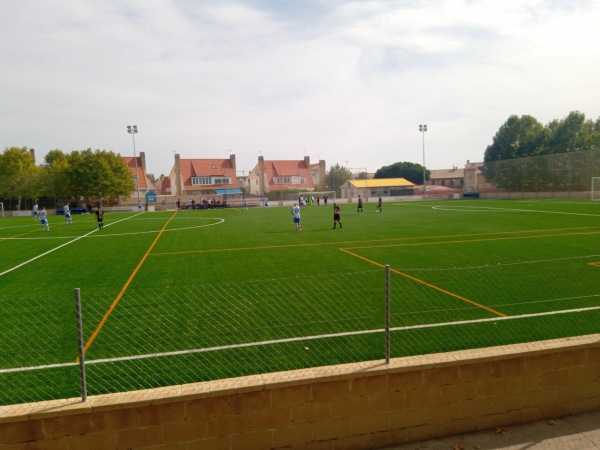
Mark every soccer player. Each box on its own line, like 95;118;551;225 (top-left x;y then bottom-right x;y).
377;196;382;213
176;199;181;211
357;195;363;214
264;197;270;210
33;202;39;221
96;207;104;229
333;203;342;229
64;203;72;224
290;203;301;231
243;197;248;211
39;207;50;231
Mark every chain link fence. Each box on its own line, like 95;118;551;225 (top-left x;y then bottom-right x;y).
1;267;599;407
480;149;600;195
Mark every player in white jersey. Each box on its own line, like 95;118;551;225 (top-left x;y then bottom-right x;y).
290;203;301;231
64;204;72;224
33;203;39;221
39;208;50;231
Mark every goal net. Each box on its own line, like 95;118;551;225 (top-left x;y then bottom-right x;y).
592;178;600;201
287;191;336;204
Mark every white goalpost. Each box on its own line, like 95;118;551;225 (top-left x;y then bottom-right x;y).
592;177;600;201
288;191;337;204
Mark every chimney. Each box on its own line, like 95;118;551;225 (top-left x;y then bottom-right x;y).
319;160;326;188
30;148;35;162
140;151;147;174
304;156;310;167
258;155;265;196
174;154;182;196
230;153;236;173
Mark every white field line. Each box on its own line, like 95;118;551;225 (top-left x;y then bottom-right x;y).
0;213;144;277
3;304;599;375
1;217;224;240
431;205;600;217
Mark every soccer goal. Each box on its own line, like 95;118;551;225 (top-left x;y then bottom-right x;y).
289;191;337;204
592;177;600;201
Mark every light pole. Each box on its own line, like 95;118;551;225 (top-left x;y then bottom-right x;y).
419;124;427;198
127;125;141;206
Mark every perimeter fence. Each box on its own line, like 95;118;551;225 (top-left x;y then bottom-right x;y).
479;149;600;195
1;267;600;407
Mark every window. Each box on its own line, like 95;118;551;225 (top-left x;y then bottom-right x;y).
213;178;230;185
191;177;212;186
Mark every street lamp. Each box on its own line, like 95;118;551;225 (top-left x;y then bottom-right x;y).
126;125;140;205
419;124;427;198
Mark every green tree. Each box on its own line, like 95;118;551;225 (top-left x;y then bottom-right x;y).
67;149;134;202
374;161;428;185
355;171;369;180
482;115;547;189
546;111;591;154
0;147;45;209
326;163;352;195
44;149;73;202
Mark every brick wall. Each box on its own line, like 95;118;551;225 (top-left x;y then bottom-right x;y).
1;335;599;450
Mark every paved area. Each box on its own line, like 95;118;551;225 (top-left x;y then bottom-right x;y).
383;410;600;449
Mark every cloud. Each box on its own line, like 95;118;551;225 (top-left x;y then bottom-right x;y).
1;0;599;177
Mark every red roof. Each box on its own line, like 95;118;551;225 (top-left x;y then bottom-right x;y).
179;158;238;189
123;156;148;189
263;160;314;190
159;177;171;195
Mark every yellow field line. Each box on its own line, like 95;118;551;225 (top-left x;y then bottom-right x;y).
0;216;97;242
148;225;600;257
339;248;507;317
344;229;600;251
78;212;178;360
0;226;44;240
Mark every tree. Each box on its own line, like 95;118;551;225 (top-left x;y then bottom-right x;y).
326;164;352;195
67;149;134;202
374;162;428;185
44;149;73;202
0;147;45;209
546;111;591;154
355;171;369;180
482;115;547;189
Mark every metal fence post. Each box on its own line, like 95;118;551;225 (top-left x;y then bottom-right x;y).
75;288;87;402
385;264;390;364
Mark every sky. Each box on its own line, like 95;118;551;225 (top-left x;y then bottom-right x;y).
2;0;600;178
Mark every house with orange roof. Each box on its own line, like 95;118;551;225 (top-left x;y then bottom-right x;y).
123;151;155;200
166;153;241;199
248;156;326;196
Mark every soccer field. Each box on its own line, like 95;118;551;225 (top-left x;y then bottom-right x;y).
1;199;600;405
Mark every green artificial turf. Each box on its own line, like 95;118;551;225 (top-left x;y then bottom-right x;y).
1;199;599;404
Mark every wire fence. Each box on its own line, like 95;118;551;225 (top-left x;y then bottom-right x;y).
480;148;600;194
1;267;599;407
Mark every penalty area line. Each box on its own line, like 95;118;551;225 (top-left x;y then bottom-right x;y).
0;213;143;278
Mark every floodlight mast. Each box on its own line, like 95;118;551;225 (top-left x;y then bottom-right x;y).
127;125;141;205
419;124;427;198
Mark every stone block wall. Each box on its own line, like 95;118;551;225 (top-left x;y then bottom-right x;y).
1;334;599;449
